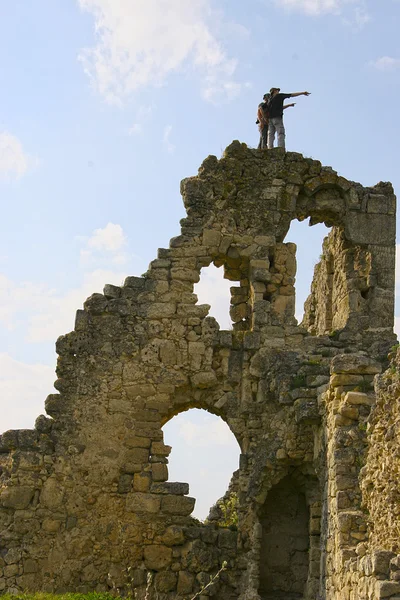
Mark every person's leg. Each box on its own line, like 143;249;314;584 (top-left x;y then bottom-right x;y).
267;120;275;149
275;117;286;149
257;134;262;149
261;124;268;149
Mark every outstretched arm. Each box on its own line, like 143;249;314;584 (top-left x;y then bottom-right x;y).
290;91;311;97
283;103;296;109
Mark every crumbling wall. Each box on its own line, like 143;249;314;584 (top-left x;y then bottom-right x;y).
0;142;398;600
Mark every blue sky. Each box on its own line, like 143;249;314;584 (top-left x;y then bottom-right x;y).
1;0;399;518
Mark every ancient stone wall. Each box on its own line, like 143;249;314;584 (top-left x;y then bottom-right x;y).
0;142;398;599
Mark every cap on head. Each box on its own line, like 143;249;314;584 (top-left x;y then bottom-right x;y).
270;87;280;94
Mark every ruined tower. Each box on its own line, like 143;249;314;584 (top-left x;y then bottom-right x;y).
1;142;399;599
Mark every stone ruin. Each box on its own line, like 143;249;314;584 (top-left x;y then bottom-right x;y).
1;141;400;600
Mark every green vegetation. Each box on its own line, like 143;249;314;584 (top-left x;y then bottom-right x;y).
290;374;307;389
218;492;238;529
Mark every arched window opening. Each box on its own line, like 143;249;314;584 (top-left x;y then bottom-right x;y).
285;219;330;326
194;264;233;330
163;409;241;521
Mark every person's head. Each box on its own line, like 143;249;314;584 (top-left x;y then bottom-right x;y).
263;93;270;101
270;87;280;97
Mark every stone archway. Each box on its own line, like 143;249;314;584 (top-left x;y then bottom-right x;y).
162;407;241;520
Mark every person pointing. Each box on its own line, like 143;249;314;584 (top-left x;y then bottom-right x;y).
267;87;311;150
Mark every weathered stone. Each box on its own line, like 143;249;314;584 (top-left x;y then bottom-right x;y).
375;581;400;598
161;495;196;516
0;143;397;600
0;486;34;509
154;571;177;592
151;482;189;495
143;545;172;570
126;493;161;513
162;526;185;546
331;354;381;375
191;371;218;388
152;463;169;481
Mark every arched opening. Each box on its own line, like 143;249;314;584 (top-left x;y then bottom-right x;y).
194;264;232;330
285;219;330;326
259;471;321;600
163;408;241;520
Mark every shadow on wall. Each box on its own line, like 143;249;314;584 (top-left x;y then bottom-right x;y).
162;408;241;520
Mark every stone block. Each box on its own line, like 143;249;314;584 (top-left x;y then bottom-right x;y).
152;463;169;481
368;194;391;214
144;545;172;570
4;549;21;565
124;435;152;449
162;526;185;546
0;486;34;510
161;495;196;516
375;581;400;598
126;493;161;514
294;398;320;424
154;571;177;592
230;303;249;322
243;332;261;350
331;354;381;375
159;340;178;365
218;529;237;549
151;482;189;495
4;564;19;577
178;570;195;594
170;268;200;283
133;473;151;493
345;213;395;246
330;374;364;387
118;473;134;493
123;448;150;465
372;551;396;576
42;518;61;533
202;229;221;247
345;391;375;406
147;303;176;319
151;442;172;456
191;372;218;389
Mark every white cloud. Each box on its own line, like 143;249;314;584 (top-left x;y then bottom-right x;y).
0;223;133;343
80;222;128;267
0;353;55;432
163;125;176;154
178;416;237;448
129;105;153;136
275;0;370;24
370;56;400;71
0;268;127;343
77;0;243;104
0;132;34;181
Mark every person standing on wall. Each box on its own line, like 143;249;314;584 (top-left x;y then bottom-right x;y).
257;93;270;149
267;87;310;150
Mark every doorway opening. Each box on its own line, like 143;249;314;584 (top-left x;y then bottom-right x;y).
259;473;320;599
